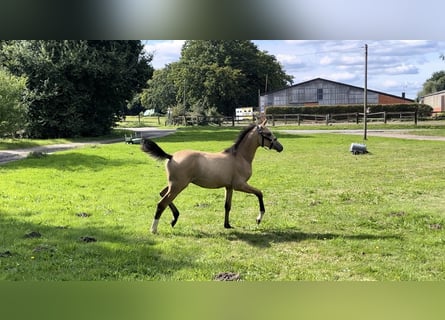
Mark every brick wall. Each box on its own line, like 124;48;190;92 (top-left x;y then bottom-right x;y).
378;94;412;104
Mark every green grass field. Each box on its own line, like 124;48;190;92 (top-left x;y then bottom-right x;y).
1;126;444;280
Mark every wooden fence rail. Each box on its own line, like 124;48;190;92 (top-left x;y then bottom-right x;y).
170;111;421;127
266;111;418;126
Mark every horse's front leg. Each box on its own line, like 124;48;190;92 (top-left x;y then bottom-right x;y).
235;183;265;225
224;187;233;228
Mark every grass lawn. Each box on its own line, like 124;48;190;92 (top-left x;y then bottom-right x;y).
0;126;444;280
117;115;170;129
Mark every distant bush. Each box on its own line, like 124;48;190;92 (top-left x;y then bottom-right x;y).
265;104;433;117
0;68;27;138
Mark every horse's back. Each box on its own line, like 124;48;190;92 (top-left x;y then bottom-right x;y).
168;150;234;188
171;150;230;164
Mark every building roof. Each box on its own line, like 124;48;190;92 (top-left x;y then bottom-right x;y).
420;89;445;98
262;77;414;102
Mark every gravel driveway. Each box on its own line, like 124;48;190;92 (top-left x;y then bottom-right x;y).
279;129;445;141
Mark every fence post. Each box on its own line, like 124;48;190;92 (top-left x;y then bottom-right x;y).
298;114;301;126
383;111;387;124
232;116;235;127
326;114;329;126
414;111;418;125
356;112;359;124
272;114;275;126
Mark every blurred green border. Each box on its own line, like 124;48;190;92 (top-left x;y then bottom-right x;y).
1;282;444;320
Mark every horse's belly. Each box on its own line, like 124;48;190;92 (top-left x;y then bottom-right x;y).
191;166;231;188
192;176;228;189
192;156;233;188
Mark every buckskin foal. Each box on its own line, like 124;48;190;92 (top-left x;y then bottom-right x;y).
141;120;283;234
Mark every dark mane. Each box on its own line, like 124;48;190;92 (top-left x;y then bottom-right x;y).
223;124;256;154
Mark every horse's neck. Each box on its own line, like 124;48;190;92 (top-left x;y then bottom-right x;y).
237;131;259;164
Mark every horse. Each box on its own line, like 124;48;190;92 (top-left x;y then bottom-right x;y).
141;119;283;234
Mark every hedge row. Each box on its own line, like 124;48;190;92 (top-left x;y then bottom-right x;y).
265;104;433;117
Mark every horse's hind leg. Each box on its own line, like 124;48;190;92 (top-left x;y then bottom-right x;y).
151;196;168;234
151;183;187;234
224;187;234;229
160;186;180;227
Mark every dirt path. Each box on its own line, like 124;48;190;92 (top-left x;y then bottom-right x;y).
0;128;176;165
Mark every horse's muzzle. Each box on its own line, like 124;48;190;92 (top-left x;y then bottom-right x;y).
271;140;283;152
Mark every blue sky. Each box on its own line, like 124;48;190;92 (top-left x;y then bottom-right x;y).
143;40;445;100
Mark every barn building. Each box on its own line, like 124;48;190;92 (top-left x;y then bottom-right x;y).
420;90;445;112
260;78;414;112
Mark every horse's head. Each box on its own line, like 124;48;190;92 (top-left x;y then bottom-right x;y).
256;119;283;152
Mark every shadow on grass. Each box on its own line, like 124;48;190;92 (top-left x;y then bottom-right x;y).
174;227;402;248
0;212;194;280
2;152;147;171
227;227;402;248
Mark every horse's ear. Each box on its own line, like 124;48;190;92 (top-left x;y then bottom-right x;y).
257;115;267;126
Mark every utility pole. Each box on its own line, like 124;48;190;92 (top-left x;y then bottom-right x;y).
363;43;368;140
258;89;261;115
264;74;268;93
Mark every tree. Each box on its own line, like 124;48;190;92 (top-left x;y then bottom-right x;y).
140;64;178;114
176;40;293;115
0;67;27;137
142;41;293;117
418;70;445;98
1;40;153;138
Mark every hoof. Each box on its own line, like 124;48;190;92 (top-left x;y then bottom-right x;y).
224;223;233;229
151;219;160;234
256;212;264;225
171;219;177;227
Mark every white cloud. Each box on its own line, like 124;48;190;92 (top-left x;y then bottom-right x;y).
276;54;305;67
326;72;358;82
398;40;435;48
340;55;363;65
320;56;333;65
144;40;184;69
385;64;419;75
381;79;400;89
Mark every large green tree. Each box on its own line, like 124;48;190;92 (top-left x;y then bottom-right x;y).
418;70;445;98
141;64;178;114
143;40;293;117
1;40;153;138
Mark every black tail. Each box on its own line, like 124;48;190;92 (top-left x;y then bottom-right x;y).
141;139;173;161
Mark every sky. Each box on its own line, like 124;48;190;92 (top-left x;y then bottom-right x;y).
143;40;445;100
